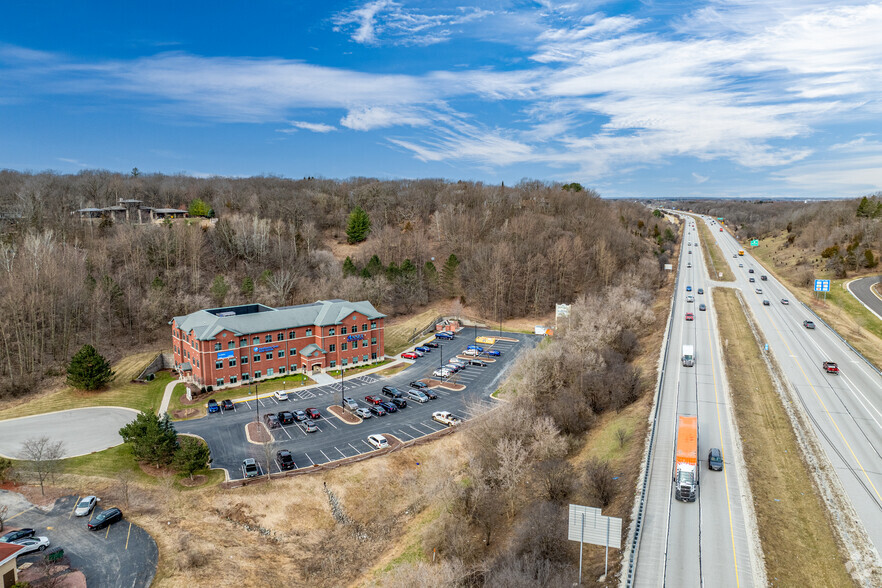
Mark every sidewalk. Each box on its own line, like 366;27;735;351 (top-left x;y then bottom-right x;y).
158;377;184;416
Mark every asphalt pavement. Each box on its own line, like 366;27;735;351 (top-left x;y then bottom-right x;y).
0;492;157;588
0;408;139;459
848;275;882;319
178;329;540;480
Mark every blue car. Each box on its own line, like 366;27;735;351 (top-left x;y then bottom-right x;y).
415;346;430;353
435;332;454;340
207;399;220;413
467;345;483;352
485;350;501;357
686;286;692;292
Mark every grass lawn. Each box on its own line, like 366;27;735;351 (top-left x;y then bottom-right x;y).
384;308;445;355
166;373;313;418
715;288;853;587
693;214;734;281
326;359;392;377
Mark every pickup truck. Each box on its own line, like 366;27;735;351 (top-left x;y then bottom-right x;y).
432;411;462;426
823;361;839;374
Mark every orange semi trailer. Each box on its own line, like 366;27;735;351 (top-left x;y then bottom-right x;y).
674;415;698;502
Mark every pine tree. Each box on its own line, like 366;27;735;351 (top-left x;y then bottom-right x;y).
173;437;211;480
346;206;372;244
400;259;417;274
424;261;438;285
441;254;460;297
342;256;359;277
119;412;179;467
210;275;229;306
66;345;115;391
241;276;255;300
365;255;383;277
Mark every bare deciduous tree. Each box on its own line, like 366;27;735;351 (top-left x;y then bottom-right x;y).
19;436;65;496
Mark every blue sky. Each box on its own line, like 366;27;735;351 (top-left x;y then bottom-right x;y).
2;1;882;198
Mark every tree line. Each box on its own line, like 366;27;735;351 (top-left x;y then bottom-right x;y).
0;170;676;397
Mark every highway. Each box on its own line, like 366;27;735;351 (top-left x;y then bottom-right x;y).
848;274;882;319
633;218;762;587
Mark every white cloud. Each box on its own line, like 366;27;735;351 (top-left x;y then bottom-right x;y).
280;120;336;133
692;172;709;184
340;106;428;131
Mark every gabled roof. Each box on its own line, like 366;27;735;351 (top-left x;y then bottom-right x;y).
300;343;326;357
0;541;26;566
171;300;385;342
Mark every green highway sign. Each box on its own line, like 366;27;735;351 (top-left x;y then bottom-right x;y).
750;239;759;246
717;217;723;220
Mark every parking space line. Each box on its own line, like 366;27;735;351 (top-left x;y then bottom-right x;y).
320;450;332;463
69;496;80;519
408;423;430;435
361;440;374;450
348;443;362;455
423;420;446;431
396;429;414;440
126;522;132;549
322;418;338;430
105;525;110;539
304;453;315;465
336;447;347;458
8;506;35;522
278;425;293;440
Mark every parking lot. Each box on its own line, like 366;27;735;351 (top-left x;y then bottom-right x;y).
179;329;540;479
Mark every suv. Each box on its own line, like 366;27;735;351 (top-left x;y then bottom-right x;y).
87;508;123;530
207;399;220;413
823;361;839;374
277;411;295;425
277;450;295;470
343;397;359;411
381;386;405;399
708;448;723;471
242;458;259;478
389;397;407;409
263;413;280;429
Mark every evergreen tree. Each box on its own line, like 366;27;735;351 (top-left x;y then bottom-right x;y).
856;196;872;218
188;198;212;217
400;259;417;274
66;344;115;391
441;254;460;297
424;261;438;286
241;276;255;300
346;206;372;244
365;254;383;277
342;256;359;277
210;275;229;306
119;412;179;467
562;182;584;192
386;261;400;280
173;437;211;480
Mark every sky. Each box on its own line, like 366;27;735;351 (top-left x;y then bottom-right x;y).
2;1;882;199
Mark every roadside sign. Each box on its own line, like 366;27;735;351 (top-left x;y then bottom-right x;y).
750;239;759;247
569;504;622;582
814;279;830;292
717;217;723;220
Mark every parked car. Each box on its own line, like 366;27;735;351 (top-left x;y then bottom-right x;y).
433;367;452;378
364;395;383;405
823;361;839;374
462;348;480;356
467;345;484;352
708;448;724;471
221;399;235;411
685;312;694;321
781;299;789;305
699;304;707;311
74;495;98;517
293;410;308;421
401;351;419;359
0;529;34;543
469;359;488;367
302;419;319;433
277;450;295;470
424;341;439;348
343;397;359;411
273;390;289;401
389;397;407;409
379;401;398;413
448;357;466;366
424;389;438;400
762;299;770;306
207;399;220;413
444;363;463;373
242;458;259;478
435;332;454;340
484;350;501;357
277;411;295;425
87;508;123;530
409;380;428;390
415;346;430;353
408;389;429;403
263;413;281;429
432;411;462;426
411;348;424;357
367;434;389;449
355;407;372;419
306;408;321;420
368;405;387;417
803;320;816;329
382;386;404;399
12;536;50;555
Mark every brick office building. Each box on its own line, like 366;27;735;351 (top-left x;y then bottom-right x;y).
171;299;386;389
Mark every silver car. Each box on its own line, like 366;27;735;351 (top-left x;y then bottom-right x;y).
75;495;98;517
12;536;50;555
407;389;429;403
355;407;372;419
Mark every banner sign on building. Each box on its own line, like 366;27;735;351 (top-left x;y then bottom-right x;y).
347;334;365;341
217;350;234;359
256;345;279;353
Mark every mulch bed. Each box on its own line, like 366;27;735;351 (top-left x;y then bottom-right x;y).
246;421;272;443
327;405;361;424
172;407;200;419
138;463;174;478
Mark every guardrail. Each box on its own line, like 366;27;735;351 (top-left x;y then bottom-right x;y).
799;300;882;378
623;219;682;587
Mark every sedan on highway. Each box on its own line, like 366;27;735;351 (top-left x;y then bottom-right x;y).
763;299;770;306
823;361;839;374
697;288;704;294
699;304;707;311
755;288;763;294
75;495;99;517
803;320;816;329
685;312;694;321
781;299;789;305
686;295;694;303
708;448;724;471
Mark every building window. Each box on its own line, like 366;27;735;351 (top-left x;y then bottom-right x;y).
278;350;285;358
254;354;261;363
371;337;377;344
196;360;199;367
277;332;284;341
341;326;347;335
253;337;259;345
229;358;237;367
289;330;296;339
306;329;312;336
342;358;348;366
215;361;222;369
254;371;261;379
265;335;272;343
243;373;250;381
214;343;221;351
265;352;273;360
290;348;297;355
362;323;368;332
290;364;297;372
230;375;237;384
241;356;248;365
371;352;377;360
279;366;286;374
217;378;224;387
329;344;336;352
362;339;368;348
266;368;273;376
329;360;336;368
363;354;369;362
341;342;347;351
240;338;247;347
371;322;377;329
352;356;359;364
328;328;335;336
228;341;235;349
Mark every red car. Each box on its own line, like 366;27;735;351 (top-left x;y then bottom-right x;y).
305;408;321;419
823;361;839;374
401;352;418;359
364;395;383;405
685;312;694;321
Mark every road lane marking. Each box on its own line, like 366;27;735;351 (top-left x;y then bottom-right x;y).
126;522;132;550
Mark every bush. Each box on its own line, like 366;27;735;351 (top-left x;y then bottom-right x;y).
66;344;115;391
820;245;840;258
585;457;617;508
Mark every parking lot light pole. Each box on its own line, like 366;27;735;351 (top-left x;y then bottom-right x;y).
340;365;345;409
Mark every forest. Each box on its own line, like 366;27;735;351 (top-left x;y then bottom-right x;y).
0;170;676;397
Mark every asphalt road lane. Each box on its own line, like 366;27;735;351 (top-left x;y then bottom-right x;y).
848;275;882;318
179;329;540;480
0;408;138;459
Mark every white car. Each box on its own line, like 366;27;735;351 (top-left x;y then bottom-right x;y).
75;495;99;517
367;434;389;449
355;407;372;419
433;368;452;378
781;299;789;305
432;411;462;426
448;357;466;365
686;295;694;303
461;348;479;356
12;536;50;555
273;390;289;401
755;288;763;294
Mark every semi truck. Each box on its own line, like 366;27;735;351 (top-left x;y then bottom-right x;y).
674;415;698;502
681;345;694;367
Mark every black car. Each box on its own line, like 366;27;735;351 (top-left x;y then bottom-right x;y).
0;529;34;543
424;389;438;400
381;386;404;399
748;268;754;273
468;359;488;367
424;341;439;348
87;508;123;530
221;399;235;411
409;380;428;390
379;401;398;413
277;411;295;425
368;405;387;417
708;448;724;471
277;450;296;471
263;413;281;429
389;397;407;409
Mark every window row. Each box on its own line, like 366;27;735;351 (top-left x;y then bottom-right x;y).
208;322;379;351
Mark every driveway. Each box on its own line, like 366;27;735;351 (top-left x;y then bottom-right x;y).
0;408;137;459
0;492;157;588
